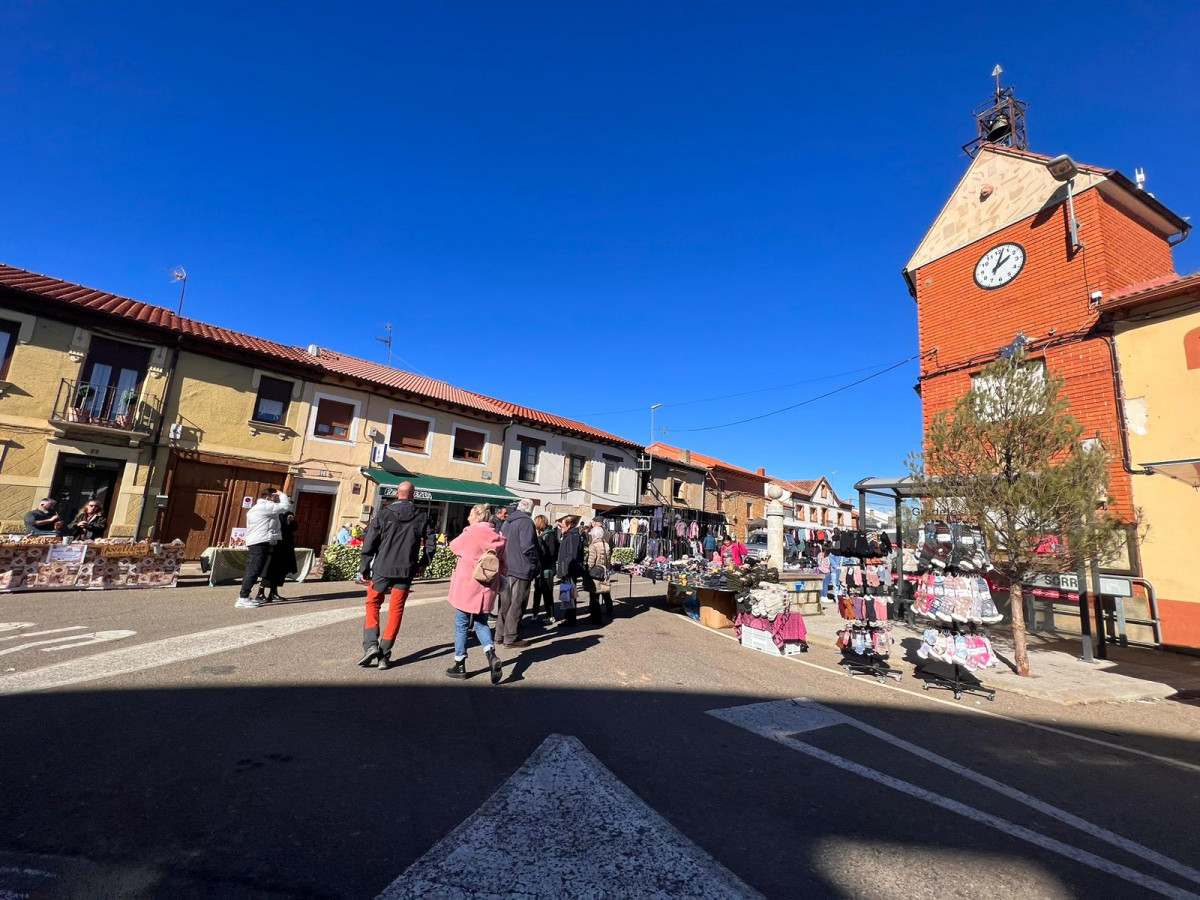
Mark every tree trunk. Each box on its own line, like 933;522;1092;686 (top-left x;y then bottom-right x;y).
1008;582;1031;677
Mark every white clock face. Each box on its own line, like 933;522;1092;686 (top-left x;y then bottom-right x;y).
974;242;1026;289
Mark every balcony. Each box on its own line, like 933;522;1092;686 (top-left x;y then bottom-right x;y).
50;379;160;446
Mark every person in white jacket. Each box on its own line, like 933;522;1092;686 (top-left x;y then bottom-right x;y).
236;487;291;609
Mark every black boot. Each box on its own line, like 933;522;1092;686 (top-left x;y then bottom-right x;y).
255;586;268;603
359;642;380;667
376;650;390;670
486;648;503;685
446;658;467;679
268;588;283;602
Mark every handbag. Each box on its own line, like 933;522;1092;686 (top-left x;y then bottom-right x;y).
473;549;501;584
589;565;607;580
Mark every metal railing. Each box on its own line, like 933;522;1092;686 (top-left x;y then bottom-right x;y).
52;379;159;434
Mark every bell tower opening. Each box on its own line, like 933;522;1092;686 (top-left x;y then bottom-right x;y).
963;64;1029;157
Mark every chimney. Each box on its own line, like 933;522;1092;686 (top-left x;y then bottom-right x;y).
757;467;765;477
681;449;691;464
307;344;322;357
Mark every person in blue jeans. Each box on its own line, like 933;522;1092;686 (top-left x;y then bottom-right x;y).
444;502;505;684
819;543;845;602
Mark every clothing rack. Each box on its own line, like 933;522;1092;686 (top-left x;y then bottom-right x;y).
916;638;996;701
837;531;902;684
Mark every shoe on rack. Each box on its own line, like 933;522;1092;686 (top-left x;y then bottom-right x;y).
235;596;262;609
486;647;503;685
446;658;468;679
359;643;380;667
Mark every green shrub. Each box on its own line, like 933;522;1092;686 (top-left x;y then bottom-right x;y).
611;547;636;565
322;545;362;581
322;543;458;581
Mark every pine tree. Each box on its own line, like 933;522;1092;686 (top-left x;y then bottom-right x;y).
911;351;1130;677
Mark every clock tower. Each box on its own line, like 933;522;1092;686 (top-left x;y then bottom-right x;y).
903;92;1190;560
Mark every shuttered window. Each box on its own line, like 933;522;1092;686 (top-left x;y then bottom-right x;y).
390;414;430;453
568;454;586;490
252;376;293;424
452;427;486;462
314;398;355;440
518;437;543;482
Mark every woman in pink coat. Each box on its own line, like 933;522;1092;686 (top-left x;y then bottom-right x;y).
446;502;507;683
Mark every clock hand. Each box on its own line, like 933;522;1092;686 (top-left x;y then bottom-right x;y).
992;253;1009;274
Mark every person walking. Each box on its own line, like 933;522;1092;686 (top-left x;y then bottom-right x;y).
258;509;298;603
530;514;557;624
68;499;107;540
23;498;62;536
445;503;505;683
555;515;595;627
586;523;615;624
490;506;509;532
497;498;539;648
357;482;438;669
236;487;290;609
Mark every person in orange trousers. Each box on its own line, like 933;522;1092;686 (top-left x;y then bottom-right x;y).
357;481;438;669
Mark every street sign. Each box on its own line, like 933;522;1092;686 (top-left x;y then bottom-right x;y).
1024;572;1132;598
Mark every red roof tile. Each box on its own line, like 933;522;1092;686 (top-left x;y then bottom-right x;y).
647;442;766;478
1103;271;1200;310
472;395;643;451
314;350;509;418
0;263;318;367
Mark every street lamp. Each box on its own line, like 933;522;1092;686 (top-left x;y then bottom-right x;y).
1045;154;1082;251
649;404;662;450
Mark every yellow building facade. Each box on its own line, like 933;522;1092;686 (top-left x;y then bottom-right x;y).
1106;276;1200;649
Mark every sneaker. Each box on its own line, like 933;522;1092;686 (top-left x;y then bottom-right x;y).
235;596;261;609
359;643;380;667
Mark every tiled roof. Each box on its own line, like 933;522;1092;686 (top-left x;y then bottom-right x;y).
472;395;643;451
314;350;509;418
1103;271;1200;311
774;478;819;498
0;263;319;367
647;442;766;478
981;143;1113;177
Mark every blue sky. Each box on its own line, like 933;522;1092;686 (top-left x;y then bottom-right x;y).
3;1;1197;500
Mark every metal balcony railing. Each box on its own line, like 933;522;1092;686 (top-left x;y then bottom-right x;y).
51;379;159;434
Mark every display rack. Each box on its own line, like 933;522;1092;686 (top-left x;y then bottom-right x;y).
837;539;902;684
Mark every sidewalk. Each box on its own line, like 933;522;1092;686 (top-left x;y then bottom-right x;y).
800;604;1200;706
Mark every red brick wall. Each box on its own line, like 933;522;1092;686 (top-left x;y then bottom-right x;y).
913;185;1177;525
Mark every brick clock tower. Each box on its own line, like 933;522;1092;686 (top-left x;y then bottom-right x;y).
903;84;1190;584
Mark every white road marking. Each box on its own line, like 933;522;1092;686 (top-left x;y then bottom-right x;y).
377;733;759;899
0;596;448;696
710;698;1199;899
0;626;87;641
0;631;137;657
41;631;138;652
680;607;1200;774
0;623;37;633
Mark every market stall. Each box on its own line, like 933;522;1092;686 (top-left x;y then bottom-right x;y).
0;537;186;592
198;546;316;587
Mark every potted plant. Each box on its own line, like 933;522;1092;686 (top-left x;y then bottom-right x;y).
116;389;139;428
70;384;96;423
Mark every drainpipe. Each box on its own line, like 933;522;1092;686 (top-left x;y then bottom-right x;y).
136;335;182;539
497;418;516;490
1098;331;1152;476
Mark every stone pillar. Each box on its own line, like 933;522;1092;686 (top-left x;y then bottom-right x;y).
765;484;785;569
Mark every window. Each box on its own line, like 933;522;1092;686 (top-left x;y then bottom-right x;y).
820;484;829;499
314;398;355;440
518;437;543;482
390;413;431;453
717;478;726;493
452;427;487;462
972;359;1047;422
837;512;845;526
603;455;621;494
568;454;586;490
252;376;292;424
0;319;19;379
746;501;753;520
672;478;686;502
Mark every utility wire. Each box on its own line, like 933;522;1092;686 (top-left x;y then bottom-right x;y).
573;355;921;419
670;353;922;433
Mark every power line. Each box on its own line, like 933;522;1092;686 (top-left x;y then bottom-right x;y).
670;354;921;433
573;356;922;419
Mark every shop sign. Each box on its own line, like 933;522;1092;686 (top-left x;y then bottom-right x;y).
416;489;433;501
99;543;152;558
1023;572;1133;600
242;496;253;509
380;486;434;502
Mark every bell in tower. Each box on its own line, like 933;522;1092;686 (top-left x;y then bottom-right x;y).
963;65;1028;157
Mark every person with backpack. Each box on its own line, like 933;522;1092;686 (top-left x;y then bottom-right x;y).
445;503;506;683
357;481;438;669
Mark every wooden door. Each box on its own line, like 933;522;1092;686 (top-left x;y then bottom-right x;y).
165;489;226;558
293;492;335;551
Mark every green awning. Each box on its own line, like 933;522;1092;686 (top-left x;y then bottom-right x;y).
360;467;518;506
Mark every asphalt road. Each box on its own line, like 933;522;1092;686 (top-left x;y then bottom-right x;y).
2;576;1199;899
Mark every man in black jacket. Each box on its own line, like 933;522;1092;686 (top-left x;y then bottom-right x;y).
497;499;540;647
357;482;438;669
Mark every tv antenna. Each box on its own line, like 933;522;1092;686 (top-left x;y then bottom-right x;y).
376;323;393;366
170;267;188;317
